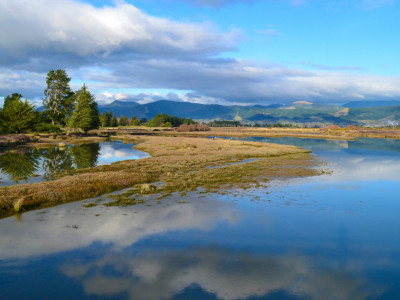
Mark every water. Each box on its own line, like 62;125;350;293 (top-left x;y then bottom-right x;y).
0;140;150;186
1;137;400;299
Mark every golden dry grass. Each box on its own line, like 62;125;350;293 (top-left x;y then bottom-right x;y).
102;126;400;140
0;135;321;218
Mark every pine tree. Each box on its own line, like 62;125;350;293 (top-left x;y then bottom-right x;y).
0;97;40;133
3;93;23;109
43;69;74;126
69;85;100;133
107;112;113;126
110;113;118;127
119;115;128;126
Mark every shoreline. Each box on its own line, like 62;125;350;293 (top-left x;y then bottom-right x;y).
0;135;322;218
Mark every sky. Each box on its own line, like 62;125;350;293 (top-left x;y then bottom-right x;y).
0;0;399;106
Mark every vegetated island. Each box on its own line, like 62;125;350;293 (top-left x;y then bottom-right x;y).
0;134;323;218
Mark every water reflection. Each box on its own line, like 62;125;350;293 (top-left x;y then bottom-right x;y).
1;138;400;299
70;143;100;169
41;147;74;180
0;141;149;186
0;149;40;184
0;193;381;300
244;137;400;182
0;196;239;260
242;136;400;154
60;247;372;300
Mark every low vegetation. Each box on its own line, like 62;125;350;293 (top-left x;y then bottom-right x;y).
147;114;196;127
176;123;210;132
0;135;321;218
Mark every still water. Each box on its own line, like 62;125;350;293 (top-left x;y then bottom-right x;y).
0;140;150;186
0;137;400;299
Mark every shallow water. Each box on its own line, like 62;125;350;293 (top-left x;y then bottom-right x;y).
0;140;150;186
1;137;400;299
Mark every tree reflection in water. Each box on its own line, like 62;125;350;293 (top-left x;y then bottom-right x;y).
0;143;101;183
41;147;74;180
70;143;100;169
0;149;40;183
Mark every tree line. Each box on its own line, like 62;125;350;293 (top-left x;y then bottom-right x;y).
100;112;147;127
0;69;199;134
0;69;100;134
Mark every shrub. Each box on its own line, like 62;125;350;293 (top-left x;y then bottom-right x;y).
176;123;210;132
33;123;61;133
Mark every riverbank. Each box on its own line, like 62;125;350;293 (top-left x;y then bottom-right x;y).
0;135;321;218
93;126;400;140
157;127;400;140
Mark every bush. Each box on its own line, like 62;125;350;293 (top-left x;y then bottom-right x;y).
147;114;196;127
33;123;61;133
176;123;210;132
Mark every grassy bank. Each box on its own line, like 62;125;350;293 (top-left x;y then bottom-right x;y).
155;127;400;140
0;135;321;218
93;126;400;140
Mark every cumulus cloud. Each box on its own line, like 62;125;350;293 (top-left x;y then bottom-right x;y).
0;68;45;102
82;58;400;104
0;0;399;105
94;90;231;105
0;0;238;65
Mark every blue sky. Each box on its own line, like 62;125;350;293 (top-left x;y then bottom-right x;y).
134;0;400;74
0;0;399;106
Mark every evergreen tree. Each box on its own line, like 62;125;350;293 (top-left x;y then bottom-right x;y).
3;93;23;109
119;115;128;126
107;111;113;126
0;97;40;133
110;113;118;127
101;112;108;127
43;69;74;126
69;85;100;133
130;118;140;126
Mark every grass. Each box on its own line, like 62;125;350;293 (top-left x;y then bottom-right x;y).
114;126;400;140
0;135;321;217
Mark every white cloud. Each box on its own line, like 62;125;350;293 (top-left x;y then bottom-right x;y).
0;0;399;105
83;58;400;104
0;0;239;59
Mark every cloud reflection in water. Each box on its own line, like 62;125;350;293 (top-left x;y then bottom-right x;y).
61;246;374;300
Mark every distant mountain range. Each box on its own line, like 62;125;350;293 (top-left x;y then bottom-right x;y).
97;99;400;126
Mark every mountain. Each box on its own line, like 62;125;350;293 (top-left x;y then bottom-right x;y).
343;100;400;108
99;100;236;120
98;100;140;117
98;100;400;126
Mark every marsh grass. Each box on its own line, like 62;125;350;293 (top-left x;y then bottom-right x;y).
0;135;321;217
13;198;24;213
104;196;145;207
83;202;98;208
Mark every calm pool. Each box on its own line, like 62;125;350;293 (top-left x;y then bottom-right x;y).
0;137;399;299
